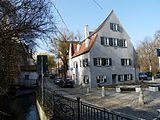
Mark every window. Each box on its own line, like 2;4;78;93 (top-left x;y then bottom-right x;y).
96;75;107;83
73;61;78;68
113;38;118;46
101;37;127;48
118;74;132;82
93;58;101;66
110;23;122;32
118;39;127;47
118;75;124;82
127;74;132;80
83;58;89;67
121;58;131;66
83;75;89;84
101;37;109;45
93;58;112;66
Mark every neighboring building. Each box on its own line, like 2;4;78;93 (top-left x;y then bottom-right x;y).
69;10;137;88
19;43;38;86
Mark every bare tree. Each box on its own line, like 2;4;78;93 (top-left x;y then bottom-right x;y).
0;0;56;90
50;29;81;79
137;35;159;75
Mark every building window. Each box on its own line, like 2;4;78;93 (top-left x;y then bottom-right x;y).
110;23;122;32
101;37;109;46
93;58;112;66
113;38;118;46
121;58;131;66
93;58;101;66
101;58;112;66
118;74;132;82
83;58;89;67
118;39;127;47
101;37;126;47
96;75;107;83
73;61;78;68
83;75;89;84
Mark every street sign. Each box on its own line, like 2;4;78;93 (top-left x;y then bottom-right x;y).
157;48;160;57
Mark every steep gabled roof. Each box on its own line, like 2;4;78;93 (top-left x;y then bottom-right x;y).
72;10;114;58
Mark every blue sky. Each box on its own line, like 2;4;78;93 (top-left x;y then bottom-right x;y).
54;0;160;47
37;0;160;52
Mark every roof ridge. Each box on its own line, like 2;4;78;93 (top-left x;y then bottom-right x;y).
81;9;114;43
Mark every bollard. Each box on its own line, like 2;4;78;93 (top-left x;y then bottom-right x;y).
101;86;105;97
152;76;154;81
87;87;90;93
139;89;144;106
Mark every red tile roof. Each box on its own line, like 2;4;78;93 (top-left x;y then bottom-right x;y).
72;10;114;58
72;34;97;57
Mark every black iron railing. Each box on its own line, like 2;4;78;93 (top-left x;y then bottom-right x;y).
0;111;11;120
37;88;139;120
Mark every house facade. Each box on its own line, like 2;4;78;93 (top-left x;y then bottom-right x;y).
69;10;137;88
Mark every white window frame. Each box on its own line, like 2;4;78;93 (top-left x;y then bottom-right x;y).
127;74;132;80
96;58;101;66
113;38;118;46
105;58;110;66
104;37;109;45
96;75;107;83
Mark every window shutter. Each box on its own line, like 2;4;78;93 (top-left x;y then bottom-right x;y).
110;23;113;30
121;59;124;65
124;75;127;81
82;60;85;67
93;58;97;66
101;37;104;45
109;38;113;46
86;59;89;66
80;60;81;67
129;59;131;65
118;75;120;82
101;58;106;66
130;74;133;80
109;58;112;66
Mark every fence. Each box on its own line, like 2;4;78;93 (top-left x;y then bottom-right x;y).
0;111;12;120
37;88;138;120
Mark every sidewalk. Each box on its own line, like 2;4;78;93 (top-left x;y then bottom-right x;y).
45;78;160;120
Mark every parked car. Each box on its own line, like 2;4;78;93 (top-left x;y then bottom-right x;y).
58;78;74;88
54;77;63;85
139;72;152;80
156;72;160;78
50;74;55;79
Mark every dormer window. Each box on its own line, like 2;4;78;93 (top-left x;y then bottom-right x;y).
110;23;122;32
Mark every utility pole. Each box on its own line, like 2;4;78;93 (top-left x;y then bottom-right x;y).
41;56;44;106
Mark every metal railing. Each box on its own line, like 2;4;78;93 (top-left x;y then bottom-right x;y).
0;111;11;120
37;88;138;120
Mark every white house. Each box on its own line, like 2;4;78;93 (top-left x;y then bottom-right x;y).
69;10;138;88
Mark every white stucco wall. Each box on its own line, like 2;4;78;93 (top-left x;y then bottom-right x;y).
89;11;136;87
70;11;137;88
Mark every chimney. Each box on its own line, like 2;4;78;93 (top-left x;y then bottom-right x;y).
84;25;89;39
77;43;81;51
84;25;90;48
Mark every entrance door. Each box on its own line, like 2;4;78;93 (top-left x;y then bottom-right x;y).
112;74;117;84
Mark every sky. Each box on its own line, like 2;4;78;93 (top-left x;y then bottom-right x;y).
38;0;160;52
